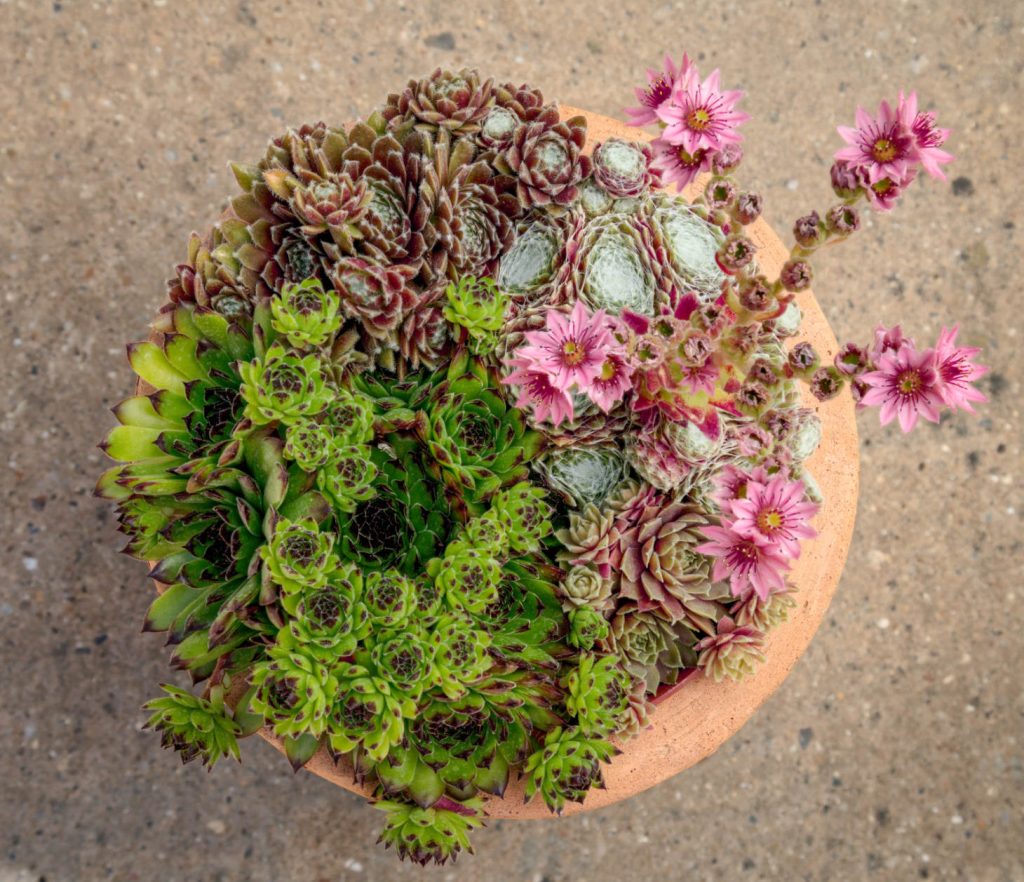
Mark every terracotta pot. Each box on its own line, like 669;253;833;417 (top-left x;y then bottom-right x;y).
153;107;860;819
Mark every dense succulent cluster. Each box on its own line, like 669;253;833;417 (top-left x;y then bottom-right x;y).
100;63;983;866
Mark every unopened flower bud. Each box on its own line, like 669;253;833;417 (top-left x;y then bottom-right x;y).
717;234;756;273
695;303;727;334
810;366;844;401
738;276;774;313
747;358;779;386
788;342;819;375
780;260;813;292
826;203;860;236
830;160;864;198
735;191;763;225
834;342;869;376
680;332;712;366
704;177;738;209
712;143;743;174
793;211;822;248
737;382;771;415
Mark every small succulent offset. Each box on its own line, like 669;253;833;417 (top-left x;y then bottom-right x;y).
99;61;985;866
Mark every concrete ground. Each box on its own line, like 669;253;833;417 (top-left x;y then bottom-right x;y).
1;1;1021;880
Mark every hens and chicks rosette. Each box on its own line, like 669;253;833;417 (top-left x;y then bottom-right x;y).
97;61;984;865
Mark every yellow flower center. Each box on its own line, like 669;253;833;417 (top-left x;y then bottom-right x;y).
898;369;922;395
756;509;783;533
600;359;617;381
562;340;586;366
872;138;897;163
687;108;711;131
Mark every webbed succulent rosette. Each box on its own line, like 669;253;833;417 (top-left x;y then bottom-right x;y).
100;62;987;866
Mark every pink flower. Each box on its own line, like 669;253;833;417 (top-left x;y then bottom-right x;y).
657;65;749;154
932;325;988;413
624;53;694;127
729;475;819;558
502;360;575;427
650;137;713;192
869;324;913;362
587;352;635;412
863;168;917;212
711;464;771;509
677;358;719;395
860;343;944;432
696;524;790;601
516;300;617;392
835;97;919;185
901;91;954;180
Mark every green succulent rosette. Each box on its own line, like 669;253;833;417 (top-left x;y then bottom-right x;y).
442;276;509;355
489;481;553;555
374;797;485;867
326;663;415;761
564;653;631;736
363;569;415;628
142;684;242;768
270;278;343;349
523;726;617;814
316;444;378;512
249;644;338;739
420;353;542;516
430;614;493;700
368;630;435;701
260;515;338;600
238;343;332;426
281;572;370;658
337;439;453;575
429;539;502;615
566;607;610;650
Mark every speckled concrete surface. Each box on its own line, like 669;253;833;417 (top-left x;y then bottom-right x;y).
1;2;1021;880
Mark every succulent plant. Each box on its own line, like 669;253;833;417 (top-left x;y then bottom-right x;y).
534;444;624;508
591;139;659;198
645;195;726;301
420;355;542;515
694;616;766;682
143;685;242;768
558;564;614;613
260;515;338;600
270;278;343;349
341;125;431;269
375;797;485;866
616;493;727;629
418;131;519;281
500;113;592;208
523;727;616;814
383;68;495;136
327;662;415;760
732;586;797;632
336;438;454;575
429;614;494;700
566;607;610;650
283;574;369;659
238;344;332;426
605;604;697;694
431;540;502;615
316;445;379;513
566;211;666;316
331;257;419;346
249;644;339;738
496;213;584;305
564;653;631;736
442;276;509;355
399;302;453;375
489;481;553;555
104;63;947;868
